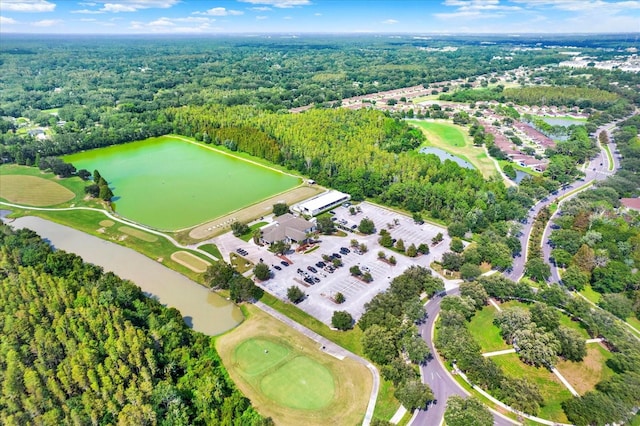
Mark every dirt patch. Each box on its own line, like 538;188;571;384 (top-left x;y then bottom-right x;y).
188;185;324;241
170;251;210;273
555;345;612;395
99;220;115;227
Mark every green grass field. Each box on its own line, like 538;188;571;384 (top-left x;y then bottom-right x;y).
468;305;510;352
407;120;503;181
261;356;335;410
492;353;571;423
63;135;301;230
579;285;601;304
0;174;75;206
171;250;210;273
118;225;158;242
199;243;222;259
216;304;371;426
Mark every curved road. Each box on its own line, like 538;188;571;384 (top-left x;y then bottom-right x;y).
412;290;517;426
412;116;633;425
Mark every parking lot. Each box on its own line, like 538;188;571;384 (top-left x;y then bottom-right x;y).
211;201;454;326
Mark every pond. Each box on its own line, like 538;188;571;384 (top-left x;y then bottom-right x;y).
538;116;587;127
7;216;244;336
64;136;301;230
419;147;474;170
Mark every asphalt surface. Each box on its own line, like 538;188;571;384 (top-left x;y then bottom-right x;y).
505;119;625;282
411;116;635;426
412;290;516;426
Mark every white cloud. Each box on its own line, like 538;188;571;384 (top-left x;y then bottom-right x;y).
314;12;321;16
250;6;272;11
79;18;97;21
0;0;55;12
256;15;268;19
129;15;219;32
436;0;521;19
71;9;105;14
96;0;178;13
511;0;640;11
0;16;18;24
238;0;311;8
195;7;244;16
382;19;398;24
32;18;61;26
283;15;292;19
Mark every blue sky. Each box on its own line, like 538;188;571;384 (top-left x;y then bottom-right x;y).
1;0;639;34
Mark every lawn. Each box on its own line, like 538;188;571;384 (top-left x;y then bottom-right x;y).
4;207;208;283
0;174;75;206
199;243;222;259
216;304;371;426
601;143;614;171
230;253;254;273
407;119;503;181
555;344;613;395
240;221;268;242
579;285;601;304
492;353;571;423
0;164;90;207
63;135;301;230
468;305;510;352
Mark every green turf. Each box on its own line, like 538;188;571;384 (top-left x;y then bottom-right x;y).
199;243;222;259
235;338;291;376
260;356;335;410
579;285;601;304
63;135;301;230
407;120;503;180
240;221;268;242
492;353;571;423
468;305;509;352
412;121;467;147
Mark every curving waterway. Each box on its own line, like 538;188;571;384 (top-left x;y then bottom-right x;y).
7;216;244;336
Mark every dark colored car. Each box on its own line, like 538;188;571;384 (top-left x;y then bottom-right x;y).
280;261;289;267
307;266;318;273
273;265;282;271
316;261;326;268
340;247;350;254
332;253;341;259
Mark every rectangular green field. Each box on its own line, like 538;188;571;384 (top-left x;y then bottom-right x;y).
64;135;301;230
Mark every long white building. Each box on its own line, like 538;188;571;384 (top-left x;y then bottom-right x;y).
293;190;351;216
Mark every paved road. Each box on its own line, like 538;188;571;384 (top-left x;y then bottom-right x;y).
541;119;628;284
505;117;628;282
412;290;517;426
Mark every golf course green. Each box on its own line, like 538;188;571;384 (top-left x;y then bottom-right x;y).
64;136;300;230
234;338;335;410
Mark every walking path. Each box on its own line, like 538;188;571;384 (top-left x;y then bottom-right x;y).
488;298;503;312
254;301;380;426
389;406;407;424
0;201;221;262
483;348;516;357
551;368;579;397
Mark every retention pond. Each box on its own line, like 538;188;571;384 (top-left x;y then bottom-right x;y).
8;216;243;336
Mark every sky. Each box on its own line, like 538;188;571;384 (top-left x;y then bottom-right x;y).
0;0;639;35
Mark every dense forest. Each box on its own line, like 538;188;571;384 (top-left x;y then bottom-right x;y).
0;225;267;425
168;105;532;232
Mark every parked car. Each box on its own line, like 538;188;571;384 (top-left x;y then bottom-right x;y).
280;261;289;267
273;265;282;271
316;261;326;268
332;253;342;259
307;266;318;273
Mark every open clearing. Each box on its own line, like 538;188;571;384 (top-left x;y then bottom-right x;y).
555;344;613;395
492;352;571;423
407;120;502;180
63;135;301;230
99;219;114;227
0;174;75;206
468;305;510;352
216;304;371;426
170;250;210;273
